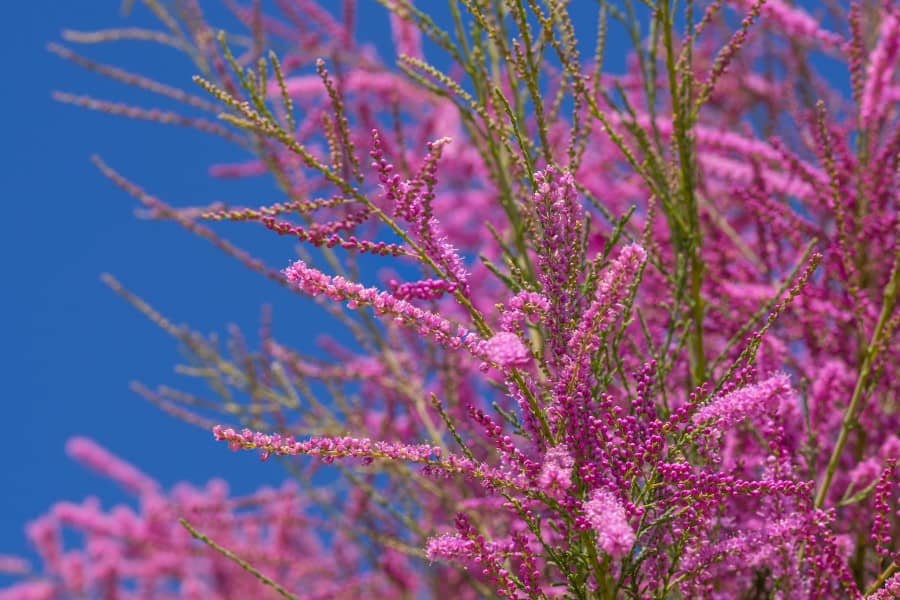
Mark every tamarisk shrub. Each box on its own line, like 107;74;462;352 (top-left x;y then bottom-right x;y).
4;0;898;598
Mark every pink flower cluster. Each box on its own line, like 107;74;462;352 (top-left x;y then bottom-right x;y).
283;257;482;355
580;489;636;560
212;425;442;464
692;373;791;432
479;332;531;370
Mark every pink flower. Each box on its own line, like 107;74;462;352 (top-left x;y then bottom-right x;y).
481;332;531;369
424;533;474;562
538;446;575;493
692;374;791;432
582;489;636;559
867;572;900;600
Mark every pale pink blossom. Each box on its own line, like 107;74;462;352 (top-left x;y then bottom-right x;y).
481;332;531;369
582;489;636;559
693;374;792;432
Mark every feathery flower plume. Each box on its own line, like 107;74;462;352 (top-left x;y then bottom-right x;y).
424;533;474;562
479;332;531;370
692;373;792;432
562;243;647;386
533;167;586;371
581;489;636;559
283;259;481;354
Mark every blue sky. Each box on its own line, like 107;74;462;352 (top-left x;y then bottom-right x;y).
2;0;845;582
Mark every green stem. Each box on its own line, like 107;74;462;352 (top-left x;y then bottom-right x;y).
660;0;705;385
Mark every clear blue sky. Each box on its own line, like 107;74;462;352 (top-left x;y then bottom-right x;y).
2;0;842;581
